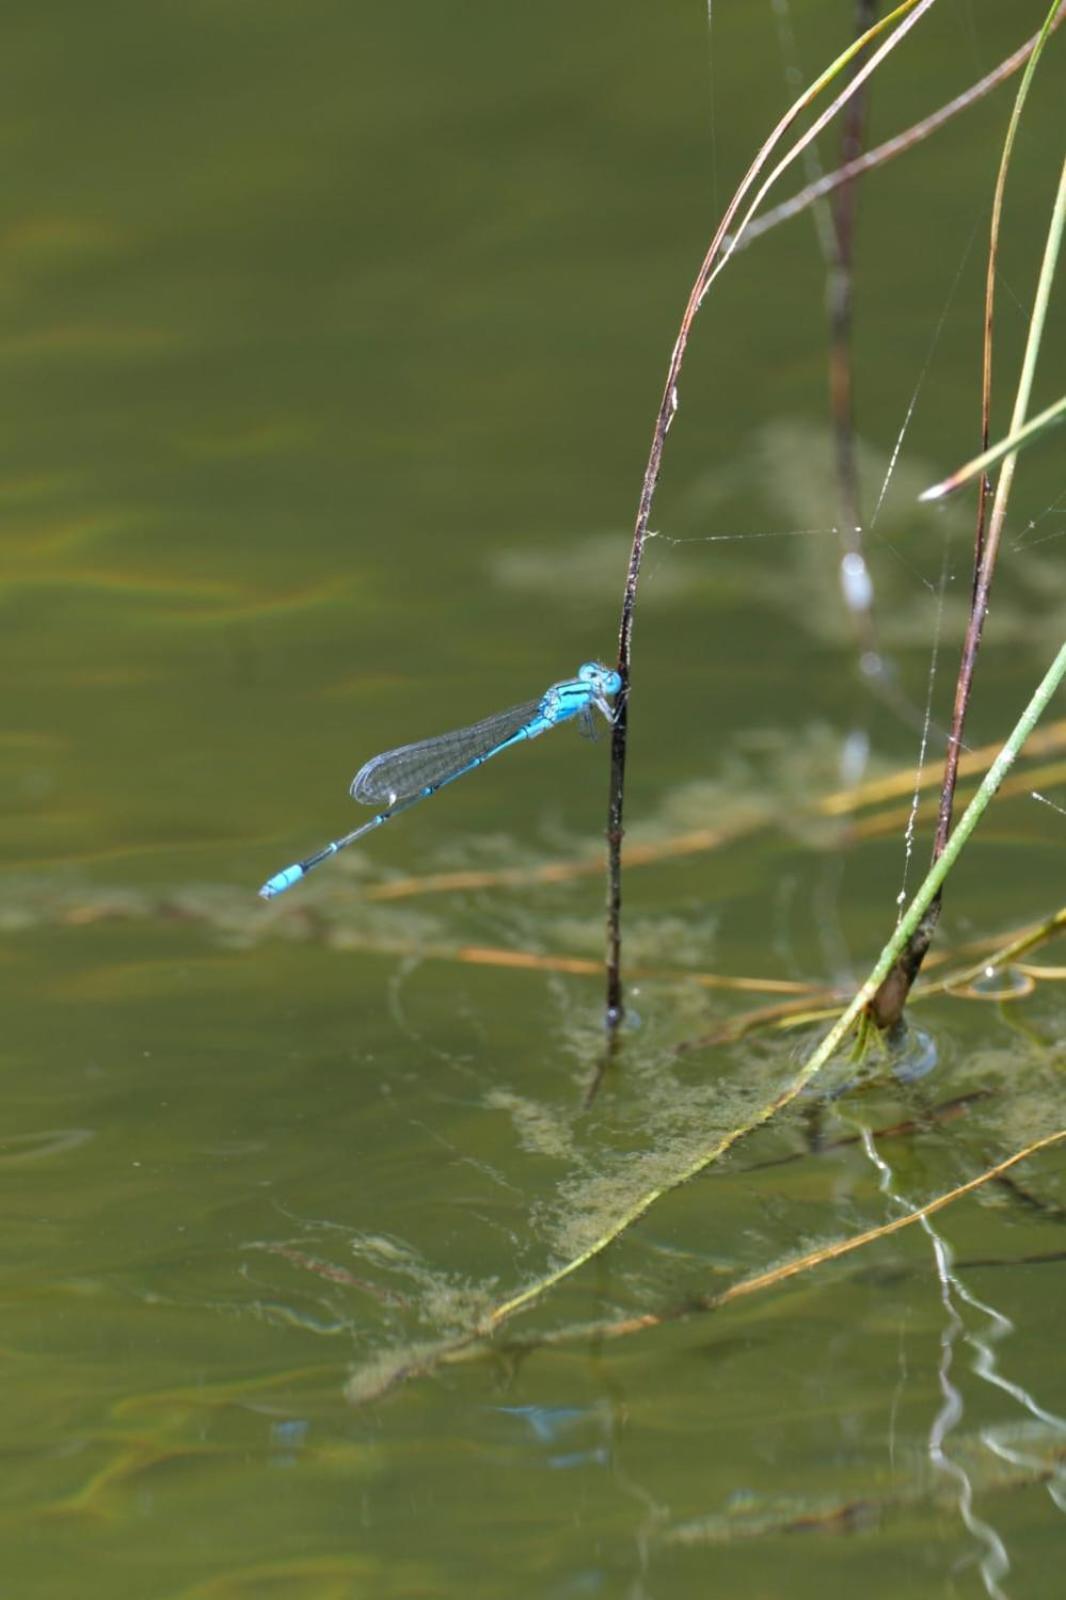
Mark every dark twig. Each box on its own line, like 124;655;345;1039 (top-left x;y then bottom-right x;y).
604;0;937;1028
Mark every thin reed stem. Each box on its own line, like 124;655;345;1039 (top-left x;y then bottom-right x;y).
605;0;937;1026
870;12;1066;1028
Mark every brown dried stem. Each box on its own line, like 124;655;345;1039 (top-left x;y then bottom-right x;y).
605;0;937;1026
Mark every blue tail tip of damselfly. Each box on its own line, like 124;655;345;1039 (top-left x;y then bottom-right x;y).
258;862;304;900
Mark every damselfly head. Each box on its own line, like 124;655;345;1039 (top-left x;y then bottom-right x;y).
578;661;622;697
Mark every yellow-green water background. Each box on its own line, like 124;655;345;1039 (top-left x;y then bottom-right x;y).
2;2;1065;1594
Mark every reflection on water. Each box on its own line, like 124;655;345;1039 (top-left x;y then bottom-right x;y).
664;1420;1066;1546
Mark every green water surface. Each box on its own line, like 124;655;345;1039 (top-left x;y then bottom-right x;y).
2;2;1065;1595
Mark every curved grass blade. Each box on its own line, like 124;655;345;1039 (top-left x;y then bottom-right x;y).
920;394;1066;502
